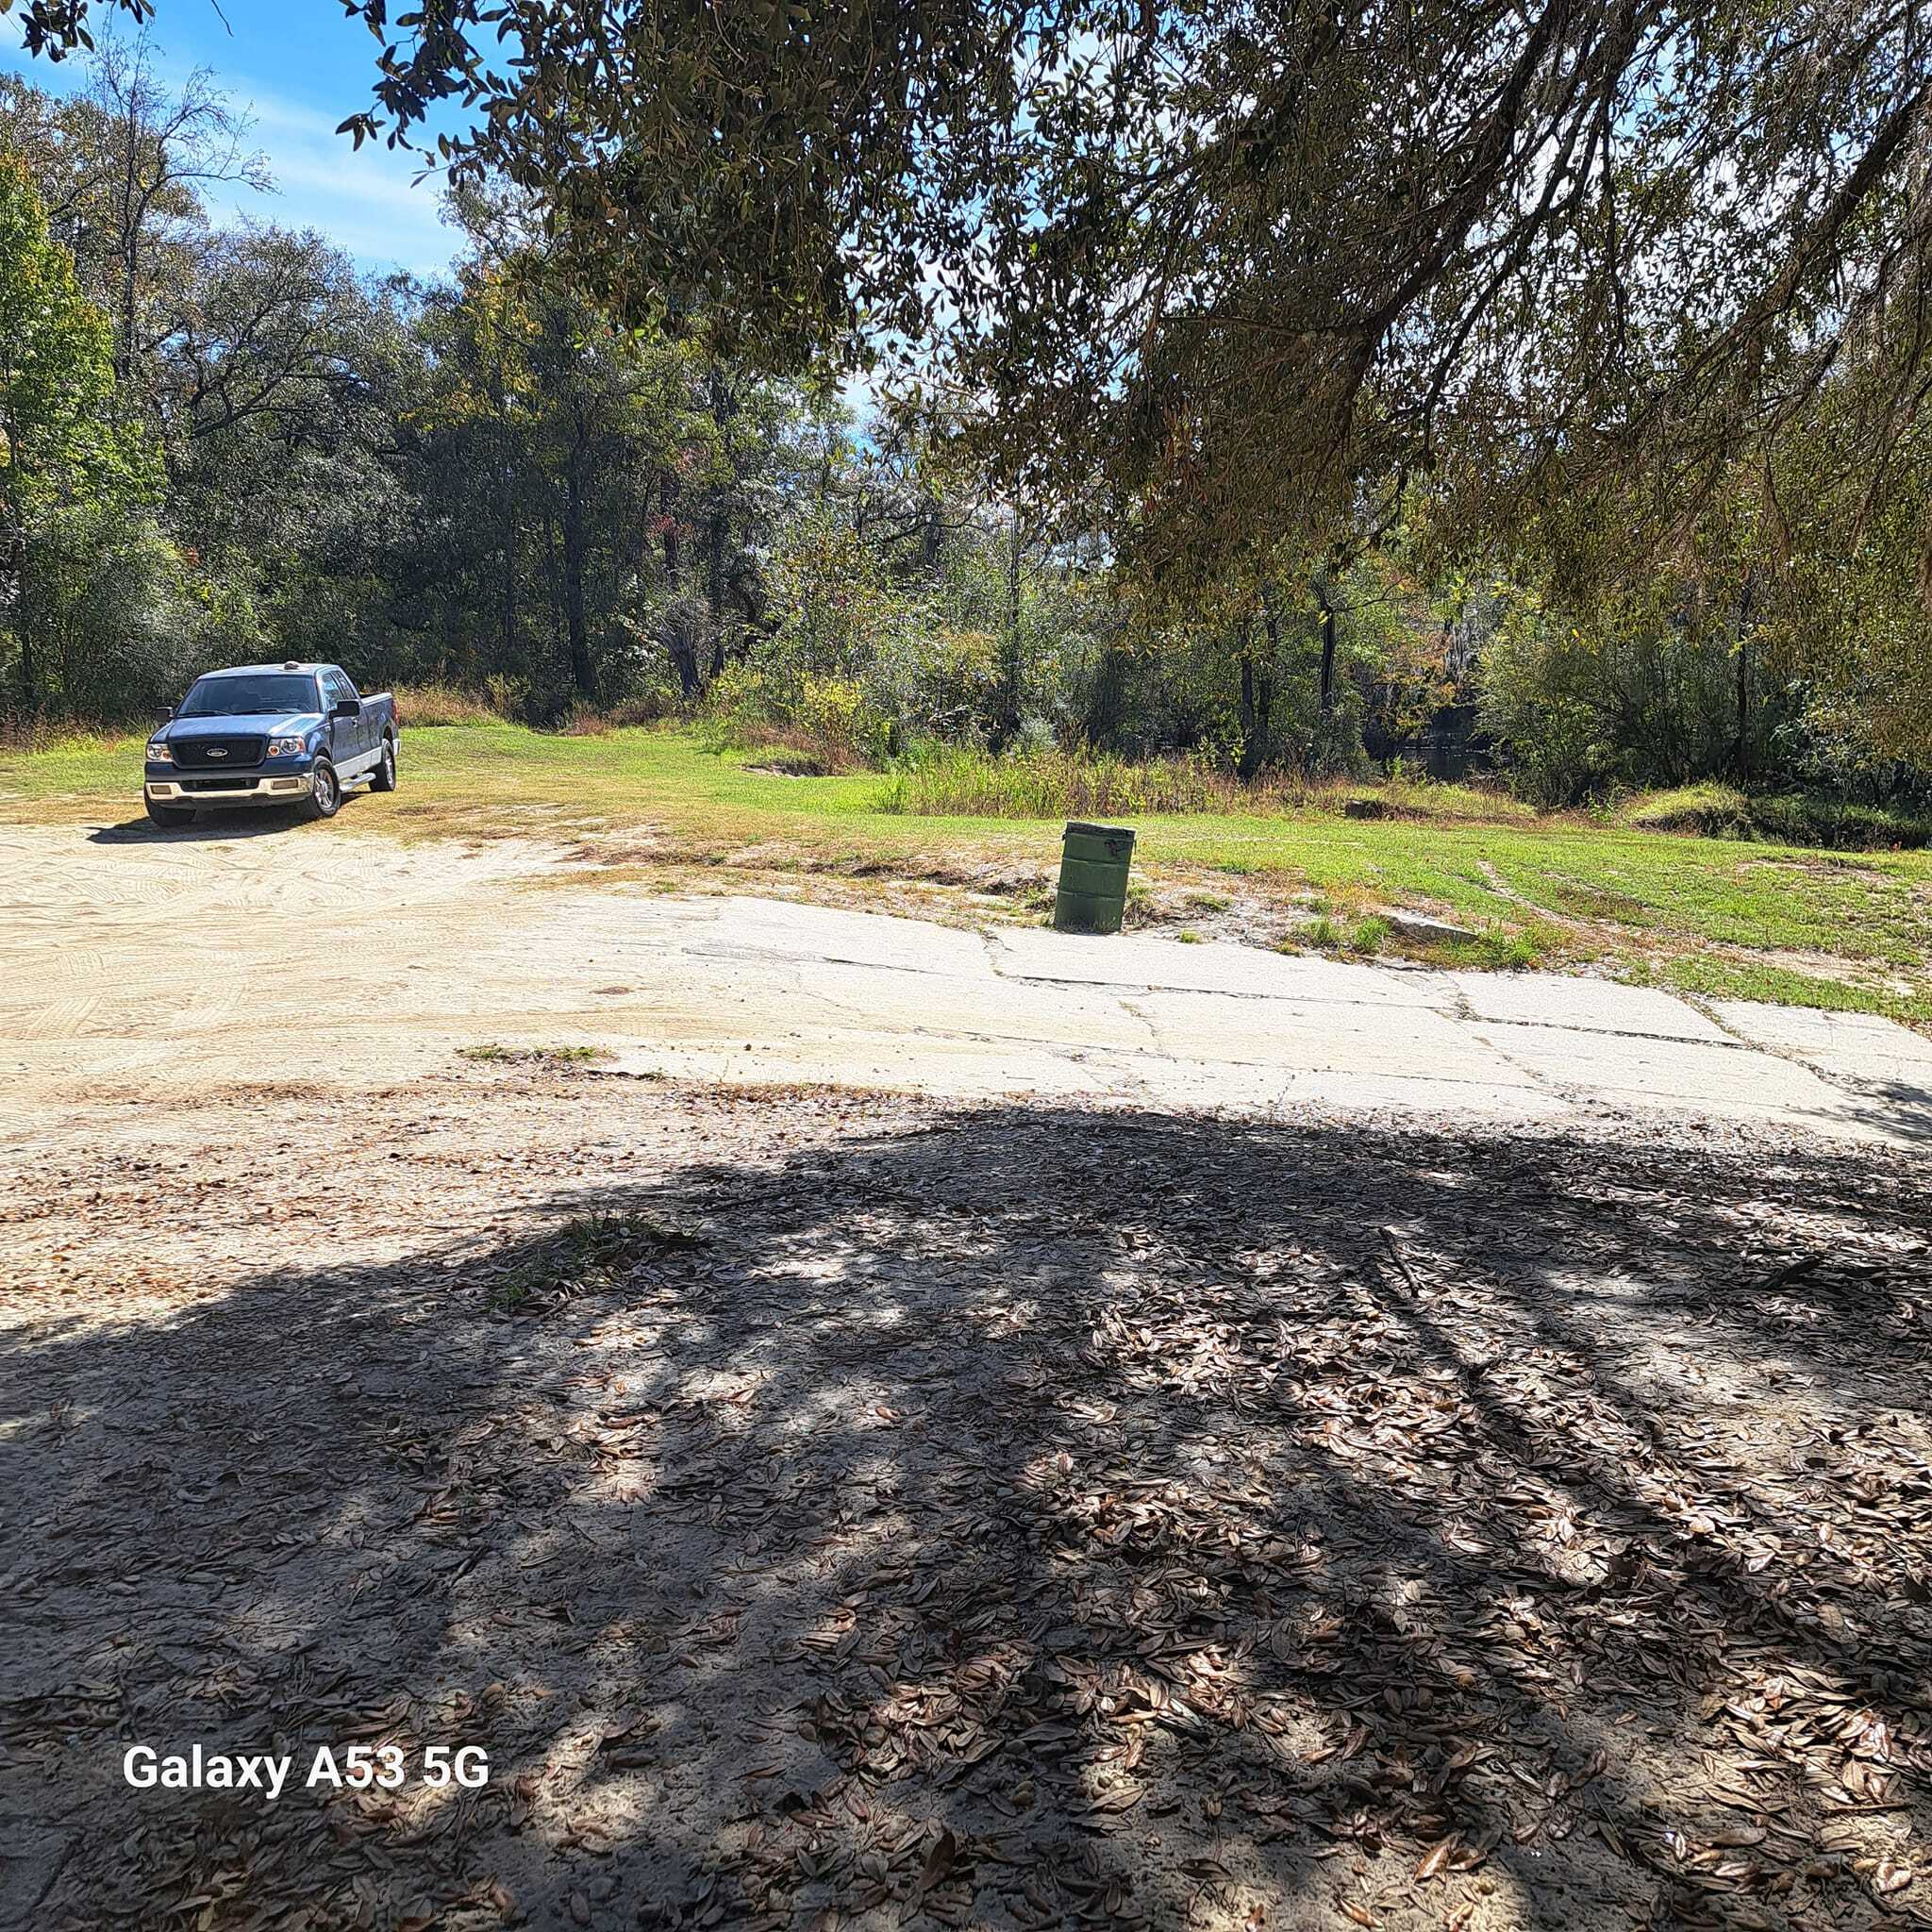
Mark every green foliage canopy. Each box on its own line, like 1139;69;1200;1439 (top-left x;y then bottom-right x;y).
0;150;155;705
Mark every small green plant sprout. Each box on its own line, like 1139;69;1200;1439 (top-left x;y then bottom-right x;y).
458;1042;613;1067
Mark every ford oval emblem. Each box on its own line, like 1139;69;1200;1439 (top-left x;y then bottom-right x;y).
206;747;228;758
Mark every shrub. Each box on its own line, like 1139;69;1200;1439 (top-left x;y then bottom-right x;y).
693;659;784;751
696;662;889;769
794;674;891;765
1478;620;1746;805
15;509;213;721
1621;783;1930;850
1744;794;1929;851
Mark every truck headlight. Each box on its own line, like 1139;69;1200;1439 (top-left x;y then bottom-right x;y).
146;741;172;763
266;736;308;758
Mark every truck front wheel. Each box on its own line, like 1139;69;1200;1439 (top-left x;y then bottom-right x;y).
370;735;397;792
146;798;196;829
300;760;341;822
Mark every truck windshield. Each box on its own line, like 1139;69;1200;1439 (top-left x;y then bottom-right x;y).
177;675;320;717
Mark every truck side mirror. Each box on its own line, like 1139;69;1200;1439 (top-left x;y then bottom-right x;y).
332;699;359;719
154;707;174;724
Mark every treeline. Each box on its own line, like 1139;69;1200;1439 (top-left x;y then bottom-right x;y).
1;43;1925;811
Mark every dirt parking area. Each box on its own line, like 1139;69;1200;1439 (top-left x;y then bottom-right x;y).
4;1061;1929;1932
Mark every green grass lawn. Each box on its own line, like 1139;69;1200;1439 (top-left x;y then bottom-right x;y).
6;723;1927;1017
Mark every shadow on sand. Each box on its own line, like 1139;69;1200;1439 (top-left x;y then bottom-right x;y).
4;1104;1927;1929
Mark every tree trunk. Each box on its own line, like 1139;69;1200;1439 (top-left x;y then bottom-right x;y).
1083;641;1130;750
706;508;728;678
658;471;700;697
561;430;593;702
1314;581;1338;715
499;458;518;670
1237;616;1274;780
990;509;1024;751
118;118;140;389
1733;571;1756;782
539;510;568;715
12;532;36;713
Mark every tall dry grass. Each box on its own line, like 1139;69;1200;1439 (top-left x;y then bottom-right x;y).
391;683;679;733
0;714;130;754
877;745;1534;824
389;682;510;727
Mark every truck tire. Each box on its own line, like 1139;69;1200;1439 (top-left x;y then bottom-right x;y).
146;798;196;829
370;734;397;792
300;759;341;822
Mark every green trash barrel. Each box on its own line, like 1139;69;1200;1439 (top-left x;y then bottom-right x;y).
1053;821;1136;935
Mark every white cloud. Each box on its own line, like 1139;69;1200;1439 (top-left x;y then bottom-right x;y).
2;33;458;276
209;87;457;276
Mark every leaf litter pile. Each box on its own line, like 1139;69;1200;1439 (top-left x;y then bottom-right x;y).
2;1078;1929;1931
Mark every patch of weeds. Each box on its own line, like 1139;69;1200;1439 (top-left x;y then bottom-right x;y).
487;1210;704;1317
1346;915;1391;957
1303;914;1343;950
458;1041;613;1068
1175;929;1203;944
1186;891;1231;911
1443;924;1547;971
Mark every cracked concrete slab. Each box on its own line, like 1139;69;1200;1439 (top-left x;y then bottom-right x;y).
1133;988;1536;1083
1448;971;1734;1041
2;825;1922;1147
989;925;1456;1006
1467;1021;1857;1116
794;958;1159;1054
691;896;993;979
1711;1001;1932;1086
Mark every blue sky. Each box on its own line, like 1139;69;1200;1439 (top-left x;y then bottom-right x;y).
2;0;460;275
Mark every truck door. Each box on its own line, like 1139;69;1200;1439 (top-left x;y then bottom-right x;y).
341;671;372;766
322;670;347;764
325;670;367;771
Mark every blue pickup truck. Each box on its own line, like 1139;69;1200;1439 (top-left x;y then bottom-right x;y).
144;662;398;829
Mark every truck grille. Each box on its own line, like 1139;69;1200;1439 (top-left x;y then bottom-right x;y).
173;736;265;769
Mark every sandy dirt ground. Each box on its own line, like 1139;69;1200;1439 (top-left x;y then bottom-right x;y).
3;1074;1930;1932
3;824;1931;1931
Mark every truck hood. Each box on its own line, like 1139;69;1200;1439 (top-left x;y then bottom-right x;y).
163;712;324;741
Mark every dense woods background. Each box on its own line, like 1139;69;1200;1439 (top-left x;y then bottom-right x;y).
2;25;1927;820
